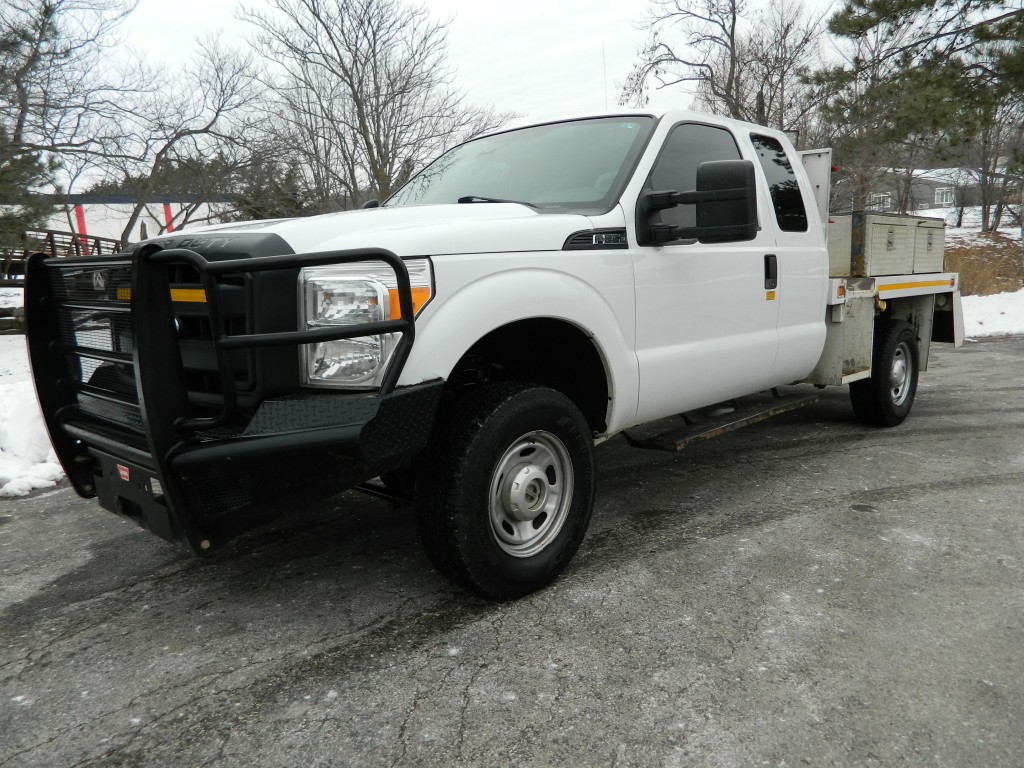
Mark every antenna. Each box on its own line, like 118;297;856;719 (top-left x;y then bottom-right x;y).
602;41;608;110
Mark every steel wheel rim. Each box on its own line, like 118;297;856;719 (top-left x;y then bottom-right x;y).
889;341;913;406
489;430;574;558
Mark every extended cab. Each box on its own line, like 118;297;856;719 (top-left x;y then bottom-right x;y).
26;111;962;599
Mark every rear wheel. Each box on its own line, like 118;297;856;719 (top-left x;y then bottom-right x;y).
850;320;919;426
416;383;595;600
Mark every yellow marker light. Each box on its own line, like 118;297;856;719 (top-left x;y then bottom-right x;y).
388;286;432;318
116;287;208;302
765;290;776;301
170;288;208;303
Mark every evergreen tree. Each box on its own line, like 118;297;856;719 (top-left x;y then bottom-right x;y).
0;128;54;244
810;1;1023;213
229;160;308;222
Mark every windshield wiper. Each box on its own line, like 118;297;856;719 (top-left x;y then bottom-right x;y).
457;195;538;209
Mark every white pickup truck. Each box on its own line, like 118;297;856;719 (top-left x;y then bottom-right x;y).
26;111;962;599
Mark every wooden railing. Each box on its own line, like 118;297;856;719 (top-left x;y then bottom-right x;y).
1;230;124;287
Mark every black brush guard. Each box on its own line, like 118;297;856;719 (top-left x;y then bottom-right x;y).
25;246;442;554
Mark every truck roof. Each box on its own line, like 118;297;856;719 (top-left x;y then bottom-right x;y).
490;109;797;147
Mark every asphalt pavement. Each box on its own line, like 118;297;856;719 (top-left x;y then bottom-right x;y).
2;337;1023;767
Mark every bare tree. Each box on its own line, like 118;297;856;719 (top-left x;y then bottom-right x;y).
0;0;139;166
1;0;140;238
88;41;270;243
3;2;282;242
965;94;1024;231
89;41;272;241
620;0;825;133
240;0;511;209
621;0;748;115
745;1;825;132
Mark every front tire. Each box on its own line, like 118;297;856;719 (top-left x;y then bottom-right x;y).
850;320;919;426
416;383;595;600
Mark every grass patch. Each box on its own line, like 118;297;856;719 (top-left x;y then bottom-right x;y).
944;232;1024;296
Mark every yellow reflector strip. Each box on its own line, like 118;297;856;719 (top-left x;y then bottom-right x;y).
170;288;208;303
118;288;209;302
388;287;431;319
878;280;951;293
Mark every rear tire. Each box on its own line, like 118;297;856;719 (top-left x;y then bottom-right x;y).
416;383;595;600
850;320;919;426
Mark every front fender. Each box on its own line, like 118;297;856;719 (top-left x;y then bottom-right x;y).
399;260;639;434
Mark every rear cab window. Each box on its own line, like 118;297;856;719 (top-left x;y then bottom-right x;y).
750;134;808;233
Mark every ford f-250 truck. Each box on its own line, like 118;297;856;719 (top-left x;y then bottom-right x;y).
25;111;963;599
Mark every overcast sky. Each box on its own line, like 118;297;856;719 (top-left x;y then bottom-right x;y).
119;0;837;125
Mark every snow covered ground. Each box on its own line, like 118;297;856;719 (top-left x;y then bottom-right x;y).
926;207;1023;337
924;206;1023;247
0;332;65;497
2;238;1023;496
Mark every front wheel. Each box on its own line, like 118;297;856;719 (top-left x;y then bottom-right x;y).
849;320;920;426
416;383;595;600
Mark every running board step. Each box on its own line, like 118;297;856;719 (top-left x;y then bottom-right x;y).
622;390;819;452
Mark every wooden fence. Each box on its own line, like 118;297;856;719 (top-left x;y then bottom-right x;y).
0;230;124;287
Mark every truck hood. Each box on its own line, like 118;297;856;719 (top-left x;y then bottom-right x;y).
156;204;604;257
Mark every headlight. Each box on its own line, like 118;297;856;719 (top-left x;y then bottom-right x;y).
299;259;432;388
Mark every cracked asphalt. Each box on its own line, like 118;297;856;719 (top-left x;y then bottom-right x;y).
2;338;1023;767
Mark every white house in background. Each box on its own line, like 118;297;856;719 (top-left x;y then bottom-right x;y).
863;166;1020;213
47;194;232;244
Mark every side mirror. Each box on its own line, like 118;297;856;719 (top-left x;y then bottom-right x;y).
637;159;758;245
362;199;380;209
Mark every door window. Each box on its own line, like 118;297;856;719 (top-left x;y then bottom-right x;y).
646;123;743;231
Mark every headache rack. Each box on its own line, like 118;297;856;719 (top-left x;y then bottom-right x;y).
25;245;422;551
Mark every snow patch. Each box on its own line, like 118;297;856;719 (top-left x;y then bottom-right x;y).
0;288;24;310
0;337;64;497
962;290;1024;339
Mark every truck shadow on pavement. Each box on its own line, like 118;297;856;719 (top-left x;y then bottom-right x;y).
0;388;934;638
4;386;989;676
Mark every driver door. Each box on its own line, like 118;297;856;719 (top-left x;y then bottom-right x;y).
632;122;781;424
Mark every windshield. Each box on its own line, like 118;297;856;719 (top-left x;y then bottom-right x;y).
386;116;655;213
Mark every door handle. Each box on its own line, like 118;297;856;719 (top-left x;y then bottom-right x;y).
764;254;778;290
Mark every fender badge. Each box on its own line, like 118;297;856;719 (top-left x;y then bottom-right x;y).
117;464;130;481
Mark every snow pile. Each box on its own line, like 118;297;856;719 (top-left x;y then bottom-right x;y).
0;335;64;497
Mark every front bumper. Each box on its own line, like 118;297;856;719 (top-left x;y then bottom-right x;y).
26;244;440;553
87;382;441;552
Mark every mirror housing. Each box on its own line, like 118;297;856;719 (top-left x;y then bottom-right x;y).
637;159;758;245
